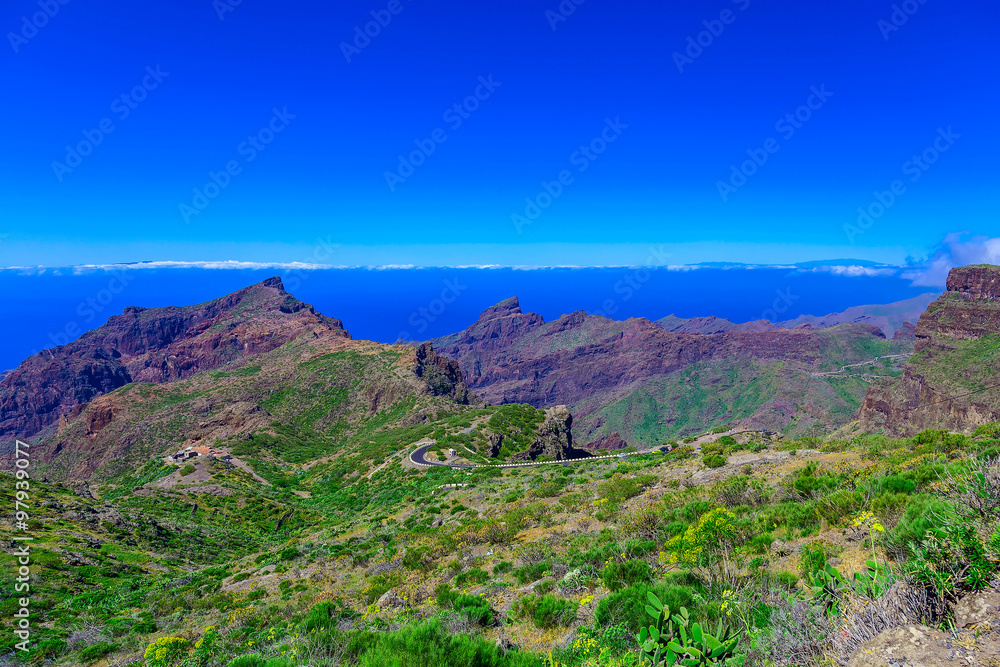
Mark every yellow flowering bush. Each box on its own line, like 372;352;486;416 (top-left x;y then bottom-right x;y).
143;636;190;667
191;627;219;665
852;510;885;533
662;507;737;574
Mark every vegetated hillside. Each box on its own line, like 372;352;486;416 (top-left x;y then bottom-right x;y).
857;264;1000;436
3;276;1000;667
6;420;1000;666
0;277;349;446
2;282;477;483
12;281;607;484
426;298;914;446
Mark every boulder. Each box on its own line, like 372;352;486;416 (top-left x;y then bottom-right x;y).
376;589;406;609
847;624;948;666
507;406;591;462
955;589;1000;628
769;539;791;557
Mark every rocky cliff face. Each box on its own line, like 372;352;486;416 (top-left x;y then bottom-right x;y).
0;277;348;445
858;265;1000;435
428;298;909;445
413;343;470;404
507;405;588;462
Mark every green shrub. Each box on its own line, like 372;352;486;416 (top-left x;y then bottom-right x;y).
600;560;652;592
664;446;695;461
226;656;266;667
907;520;997;600
454;568;490;587
516;593;577;628
871;490;910;518
595;583;694;632
347;620;532;667
36;639;67;659
513;562;551;584
763;501;819;530
885;495;953;558
452;594;493;626
434;583;456;606
301;601;339;633
403;546;435;572
502;490;523;503
492;561;512;576
817;490;863;524
531;482;563;498
973;422;1000;438
597;475;656;503
179;464;196;477
770;571;800;590
674;500;713;523
871;475;916;494
703;454;727;468
701;443;725;456
79;641;120;663
435;585;493;626
747;533;775;555
798;542;827;578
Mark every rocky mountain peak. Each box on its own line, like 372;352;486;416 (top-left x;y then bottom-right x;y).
916;264;1000;349
857;264;1000;435
0;278;348;444
261;275;287;291
477;296;522;322
946;264;1000;301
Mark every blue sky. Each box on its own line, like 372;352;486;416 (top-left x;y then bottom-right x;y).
1;0;997;268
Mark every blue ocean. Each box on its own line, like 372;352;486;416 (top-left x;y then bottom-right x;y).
1;267;936;373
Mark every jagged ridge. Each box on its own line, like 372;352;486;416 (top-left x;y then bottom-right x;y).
0;277;347;445
857;264;1000;435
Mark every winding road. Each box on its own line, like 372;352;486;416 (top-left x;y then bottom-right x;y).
406;427;766;471
409;443;474;469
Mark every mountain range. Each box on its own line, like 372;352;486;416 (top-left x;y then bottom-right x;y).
3;266;998;481
4;264;1000;667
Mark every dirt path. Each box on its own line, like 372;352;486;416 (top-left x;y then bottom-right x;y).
811;354;911;378
227;454;272;486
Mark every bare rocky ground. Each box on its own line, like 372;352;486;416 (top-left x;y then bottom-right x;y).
848;586;1000;665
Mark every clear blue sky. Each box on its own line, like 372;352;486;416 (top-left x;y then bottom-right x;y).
1;0;997;267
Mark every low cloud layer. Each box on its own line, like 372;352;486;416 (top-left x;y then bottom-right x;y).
904;233;1000;287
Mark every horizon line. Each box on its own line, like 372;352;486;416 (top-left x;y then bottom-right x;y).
1;259;913;275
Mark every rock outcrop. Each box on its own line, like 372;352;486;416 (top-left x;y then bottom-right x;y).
0;277;348;445
413;343;470;404
508;406;589;462
858;264;1000;435
892;320;917;341
846;586;1000;665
